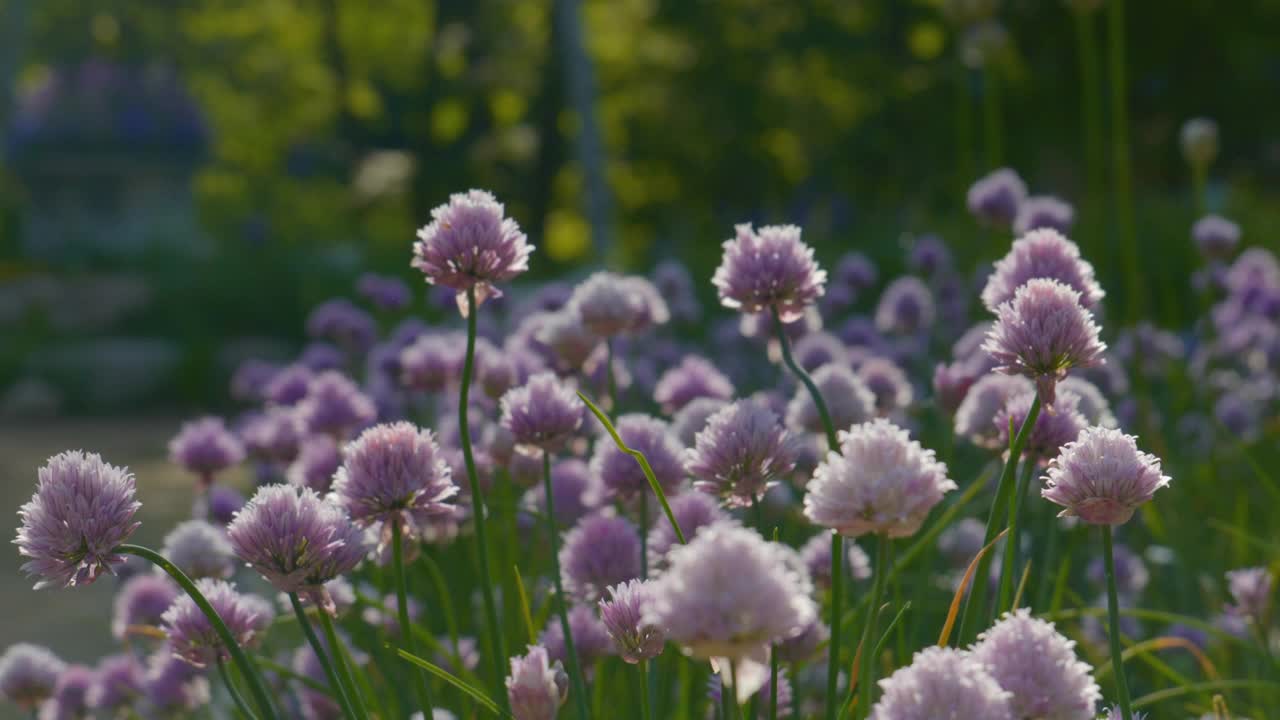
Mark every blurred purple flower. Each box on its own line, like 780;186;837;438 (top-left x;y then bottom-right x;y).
653;355;735;414
560;513;642;603
1013;195;1076;236
967;168;1026;228
356;273;413;311
981;229;1104;311
875;276;936;335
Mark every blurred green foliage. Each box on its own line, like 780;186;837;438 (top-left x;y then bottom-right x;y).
1;0;1279;409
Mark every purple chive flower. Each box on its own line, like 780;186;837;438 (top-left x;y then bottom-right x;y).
499;372;584;453
875;277;936;335
1057;376;1117;428
399;333;466;393
16;451;141;589
287;435;342;493
792;332;850;373
981;229;1104;311
230;359;280;404
540;605;614;670
535;311;602;371
932;361;981;415
856;356;915;416
560;513;642;602
306;298;376;352
647;524;816;659
652;259;702;323
142;648;210;715
653;356;735;414
1013;195;1076;236
356;272;413;311
937;517;988;569
599;580;666;663
113;574;179;640
908;234;952;277
971;609;1101;720
993;390;1087;461
686;401;797;507
800;531;871;588
332;422;457;542
0;644;65;710
967;168;1027;228
39;664;94;720
785;364;876;436
1041;427;1171;526
1225;567;1273;625
1192;215;1241;260
774;617;829;663
168;417;245;483
299;343;347;372
506;645;568;720
412;189;532;313
567;272;648;337
804;419;956;538
983;278;1106;405
587;414;685;504
296;371;378;439
473;339;518;400
162;579;270;667
264;364;314;405
647;491;736;574
226;485;367;611
520;459;596;528
240;407;305;463
1180;117;1219;168
623;276;672;333
870;647;1013;720
954;374;1033;448
87;654;143;712
713;223;827;323
161;520;235;581
670;397;730;448
361;593;421;638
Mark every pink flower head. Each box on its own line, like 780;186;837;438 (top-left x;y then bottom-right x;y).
16;451;141;589
332;422;457;541
412;189;533;314
713;223;826;323
981;229;1104;311
1041;427;1170;526
983;278;1106;406
804;419;956;538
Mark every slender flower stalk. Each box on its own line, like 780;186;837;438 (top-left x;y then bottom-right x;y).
1074;5;1105;260
459;285;507;696
1102;526;1134;720
998;456;1038;614
317;604;367;720
216;658;257;720
392;520;434;716
957;393;1042;643
769;646;778;720
1108;0;1141;320
288;593;357;720
543;452;590;720
117;544;277;720
770;305;841;720
856;536;890;719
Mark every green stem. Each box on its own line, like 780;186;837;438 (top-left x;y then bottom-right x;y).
288;593;357;720
217;658;257;720
606;337;618;417
725;661;740;720
316;605;369;720
639;660;652;720
117;545;277;720
1103;525;1135;720
544;452;590;720
640;489;649;580
826;533;843;720
998;457;1037;614
856;536;890;720
956;393;1042;644
955;61;974;197
393;521;434;716
771;305;838;451
789;661;800;720
1108;0;1140;321
459;285;508;699
751;495;765;534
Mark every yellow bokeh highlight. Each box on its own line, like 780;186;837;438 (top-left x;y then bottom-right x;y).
909;22;946;61
544;210;591;262
431;99;469;143
489;90;526;127
92;14;120;46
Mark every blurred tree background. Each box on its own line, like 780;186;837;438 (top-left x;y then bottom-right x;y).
1;0;1278;413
